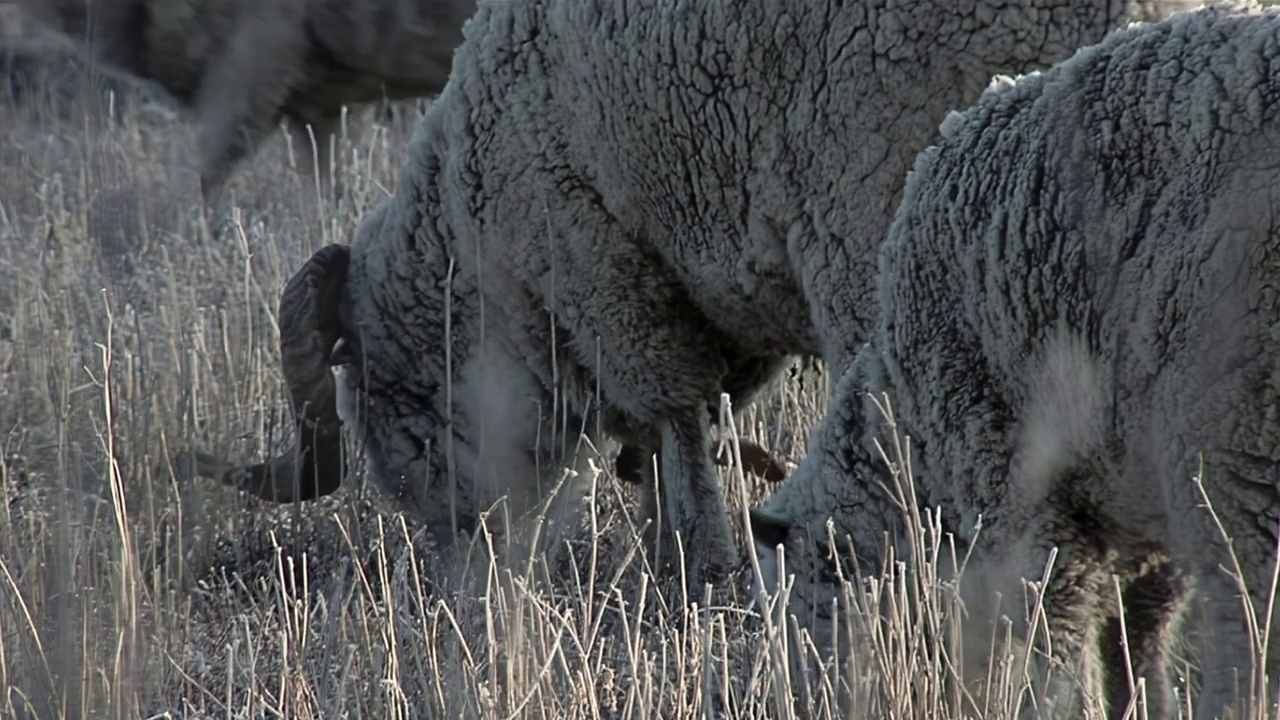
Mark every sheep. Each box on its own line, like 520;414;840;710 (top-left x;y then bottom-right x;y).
749;6;1280;718
14;0;477;204
184;0;1208;586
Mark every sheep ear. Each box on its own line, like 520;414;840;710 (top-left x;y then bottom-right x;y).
748;507;792;552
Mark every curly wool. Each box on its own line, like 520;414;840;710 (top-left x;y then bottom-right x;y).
322;0;1206;583
751;7;1280;718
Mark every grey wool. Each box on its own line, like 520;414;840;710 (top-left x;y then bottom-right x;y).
192;0;1204;586
751;6;1280;719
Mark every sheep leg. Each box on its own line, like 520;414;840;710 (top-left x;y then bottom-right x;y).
1034;548;1113;720
1184;522;1279;719
881;341;1111;713
655;407;734;584
1193;569;1265;720
544;241;735;584
613;445;664;567
966;510;1116;720
1100;556;1188;720
613;408;733;586
1158;451;1280;720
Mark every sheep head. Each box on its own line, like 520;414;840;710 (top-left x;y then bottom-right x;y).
219;243;352;503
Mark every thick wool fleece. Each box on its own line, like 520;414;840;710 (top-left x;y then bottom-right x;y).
753;7;1280;719
306;0;1203;583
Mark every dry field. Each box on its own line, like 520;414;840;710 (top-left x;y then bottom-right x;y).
0;28;1273;720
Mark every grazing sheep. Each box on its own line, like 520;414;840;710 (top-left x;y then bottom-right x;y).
189;0;1204;585
15;0;476;204
750;7;1280;718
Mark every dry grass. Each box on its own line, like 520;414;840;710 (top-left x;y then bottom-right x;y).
0;44;1275;720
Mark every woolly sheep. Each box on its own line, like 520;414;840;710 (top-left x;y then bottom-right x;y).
15;0;476;204
190;0;1204;585
750;7;1280;718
